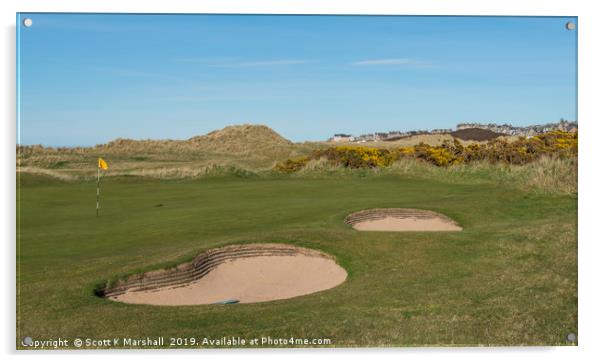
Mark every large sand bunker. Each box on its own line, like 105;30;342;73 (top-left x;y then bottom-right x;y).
102;244;347;306
345;208;462;231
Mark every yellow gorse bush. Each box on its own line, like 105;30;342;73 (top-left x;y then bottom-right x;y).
318;146;395;168
274;131;577;172
273;156;311;173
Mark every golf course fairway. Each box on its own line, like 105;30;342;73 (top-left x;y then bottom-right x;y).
16;173;577;347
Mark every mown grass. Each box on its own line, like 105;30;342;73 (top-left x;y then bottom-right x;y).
16;168;577;348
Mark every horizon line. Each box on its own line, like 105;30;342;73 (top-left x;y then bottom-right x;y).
16;119;578;148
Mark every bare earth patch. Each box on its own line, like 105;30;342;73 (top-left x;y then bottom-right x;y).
105;244;347;306
345;208;462;232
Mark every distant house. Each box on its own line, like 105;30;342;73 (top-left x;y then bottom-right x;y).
330;133;354;142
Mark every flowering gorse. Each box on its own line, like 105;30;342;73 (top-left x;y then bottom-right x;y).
275;131;577;172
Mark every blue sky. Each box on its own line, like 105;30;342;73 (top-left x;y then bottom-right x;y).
17;14;577;146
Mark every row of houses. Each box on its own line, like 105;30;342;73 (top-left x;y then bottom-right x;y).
456;120;578;136
328;120;577;142
330;128;453;143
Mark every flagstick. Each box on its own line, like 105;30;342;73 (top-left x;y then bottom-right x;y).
96;166;100;217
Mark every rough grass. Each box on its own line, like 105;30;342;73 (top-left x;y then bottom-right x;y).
387;157;577;195
16;155;577;196
17;166;79;181
120;164;259;179
287;156;577;195
17;171;577;348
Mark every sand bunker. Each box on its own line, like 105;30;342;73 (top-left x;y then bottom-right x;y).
345;208;462;231
103;244;347;306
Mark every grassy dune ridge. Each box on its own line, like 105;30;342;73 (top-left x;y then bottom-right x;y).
17;125;576;195
17;124;314;172
15;124;515;172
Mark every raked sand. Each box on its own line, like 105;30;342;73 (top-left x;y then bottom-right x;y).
110;255;347;306
352;216;462;231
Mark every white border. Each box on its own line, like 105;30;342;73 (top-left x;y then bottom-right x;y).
2;1;601;362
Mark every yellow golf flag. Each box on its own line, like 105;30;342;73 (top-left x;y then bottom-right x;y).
98;158;109;170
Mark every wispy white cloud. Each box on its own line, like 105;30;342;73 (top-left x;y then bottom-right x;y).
351;58;431;67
